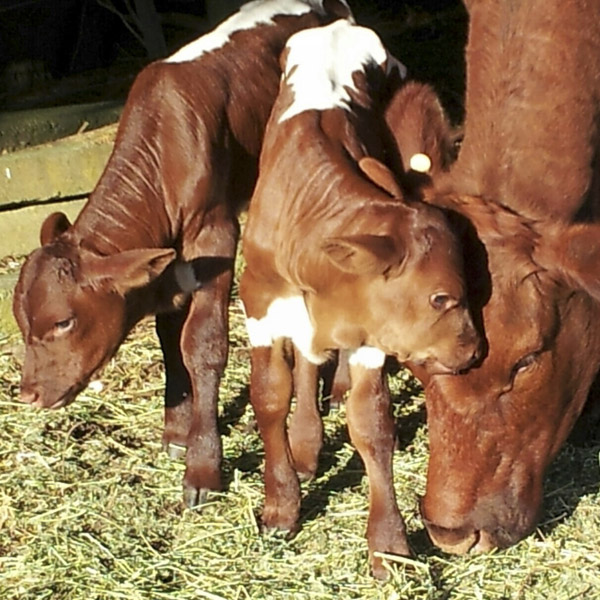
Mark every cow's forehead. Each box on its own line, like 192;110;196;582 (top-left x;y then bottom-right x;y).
490;270;547;338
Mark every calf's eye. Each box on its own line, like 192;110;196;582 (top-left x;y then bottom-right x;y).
429;293;458;311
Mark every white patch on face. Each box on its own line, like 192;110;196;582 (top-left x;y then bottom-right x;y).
166;0;349;63
278;19;405;122
348;346;386;369
243;296;326;364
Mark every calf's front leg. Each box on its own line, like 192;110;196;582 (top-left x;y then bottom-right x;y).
179;268;232;506
346;360;410;579
156;307;193;460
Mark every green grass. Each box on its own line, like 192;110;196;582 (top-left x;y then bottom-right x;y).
1;259;600;600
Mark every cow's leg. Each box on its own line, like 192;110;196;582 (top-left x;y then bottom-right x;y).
346;362;410;579
156;307;192;459
288;348;323;481
251;340;300;532
179;266;232;506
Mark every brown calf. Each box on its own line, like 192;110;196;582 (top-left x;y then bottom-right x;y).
12;0;353;507
384;0;600;554
239;19;481;578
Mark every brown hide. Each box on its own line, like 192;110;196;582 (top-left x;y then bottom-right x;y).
239;20;480;578
12;0;352;507
392;0;600;554
451;0;600;222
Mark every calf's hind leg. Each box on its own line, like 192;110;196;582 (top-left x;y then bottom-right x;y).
320;349;351;411
288;349;323;481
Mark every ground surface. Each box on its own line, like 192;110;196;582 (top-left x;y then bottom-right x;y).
1;254;599;599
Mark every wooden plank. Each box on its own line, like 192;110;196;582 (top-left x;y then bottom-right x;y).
0;198;87;257
0;101;122;152
0;123;117;208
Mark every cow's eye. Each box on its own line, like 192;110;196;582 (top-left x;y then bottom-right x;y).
429;293;458;311
53;317;75;336
511;351;538;378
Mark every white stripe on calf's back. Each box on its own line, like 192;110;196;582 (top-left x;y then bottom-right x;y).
166;0;346;63
279;19;404;122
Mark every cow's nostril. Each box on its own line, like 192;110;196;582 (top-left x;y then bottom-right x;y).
425;521;480;555
420;498;481;555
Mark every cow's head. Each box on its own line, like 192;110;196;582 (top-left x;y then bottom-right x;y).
419;194;600;553
13;212;176;408
321;158;481;375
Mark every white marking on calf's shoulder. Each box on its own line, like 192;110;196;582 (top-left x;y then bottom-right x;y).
166;0;346;63
349;346;386;369
279;19;402;122
243;296;326;364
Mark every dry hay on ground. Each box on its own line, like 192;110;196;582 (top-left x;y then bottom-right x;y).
0;257;599;599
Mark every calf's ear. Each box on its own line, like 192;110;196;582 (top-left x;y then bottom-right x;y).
83;248;177;295
40;212;72;245
543;223;600;301
322;233;405;276
358;157;404;198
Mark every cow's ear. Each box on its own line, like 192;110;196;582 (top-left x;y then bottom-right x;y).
83;248;177;294
358;157;404;198
542;224;600;301
322;233;405;275
40;212;72;245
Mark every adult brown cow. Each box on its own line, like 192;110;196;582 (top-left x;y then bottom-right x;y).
12;0;353;507
240;19;481;578
385;0;600;554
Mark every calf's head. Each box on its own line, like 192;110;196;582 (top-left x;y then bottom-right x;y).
419;197;600;554
13;212;175;408
321;159;481;375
